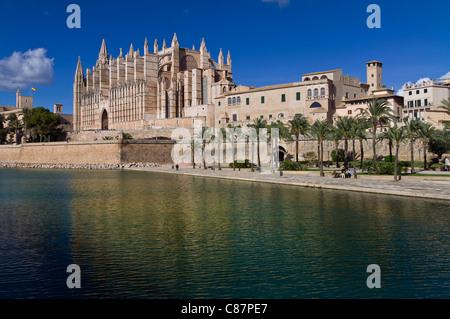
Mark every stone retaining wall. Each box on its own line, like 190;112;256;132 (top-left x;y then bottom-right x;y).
0;140;176;165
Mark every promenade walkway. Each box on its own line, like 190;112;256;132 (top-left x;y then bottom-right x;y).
127;165;450;201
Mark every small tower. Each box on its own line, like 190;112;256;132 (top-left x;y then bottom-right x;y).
54;103;63;114
366;60;383;93
16;88;21;109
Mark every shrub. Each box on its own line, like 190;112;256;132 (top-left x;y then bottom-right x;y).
103;136;114;140
384;155;395;162
303;152;317;162
363;159;406;175
331;149;345;162
230;159;253;169
280;160;307;171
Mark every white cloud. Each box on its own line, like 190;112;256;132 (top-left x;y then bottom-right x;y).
397;71;450;96
0;48;54;92
439;71;450;80
262;0;290;7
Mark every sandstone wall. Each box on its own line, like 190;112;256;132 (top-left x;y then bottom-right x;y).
0;140;175;165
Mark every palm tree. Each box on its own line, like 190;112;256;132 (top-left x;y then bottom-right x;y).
359;98;395;161
417;122;436;171
438;98;450;115
190;137;201;169
310;119;330;177
226;124;243;171
195;126;214;169
248;118;267;169
22;107;33;142
385;125;408;181
403;118;421;174
355;118;369;169
287;114;310;162
335;116;355;168
328;126;343;168
349;120;360;177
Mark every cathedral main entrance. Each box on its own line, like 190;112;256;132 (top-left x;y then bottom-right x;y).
101;110;109;130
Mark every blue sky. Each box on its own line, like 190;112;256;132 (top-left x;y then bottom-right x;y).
0;0;449;113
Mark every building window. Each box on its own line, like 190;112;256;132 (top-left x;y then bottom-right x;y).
416;90;420;94
228;98;231;105
246;116;250;120
348;110;352;115
296;92;301;100
307;89;312;97
219;120;221;124
279;113;285;118
281;94;286;102
246;98;249;105
218;101;221;106
269;114;273;119
232;97;236;105
261;96;265;104
409;92;412;96
345;92;349;99
314;88;318;97
424;89;428;94
260;115;264;119
424;99;428;106
237;97;241;105
321;87;326;96
233;114;237;122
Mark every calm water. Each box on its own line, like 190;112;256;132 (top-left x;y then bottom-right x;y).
0;168;448;299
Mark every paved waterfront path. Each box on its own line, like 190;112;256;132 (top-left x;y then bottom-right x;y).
127;166;450;201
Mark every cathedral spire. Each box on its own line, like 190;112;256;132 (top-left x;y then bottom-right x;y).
99;38;108;63
163;39;167;49
172;33;179;48
227;50;232;66
128;42;134;55
75;56;84;79
200;38;207;52
144;37;149;55
218;48;224;66
154;38;158;53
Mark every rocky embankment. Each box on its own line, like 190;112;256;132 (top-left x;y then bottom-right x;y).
0;162;162;170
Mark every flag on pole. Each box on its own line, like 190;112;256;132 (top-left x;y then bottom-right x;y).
31;87;36;91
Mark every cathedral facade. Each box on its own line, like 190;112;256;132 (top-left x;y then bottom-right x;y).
73;34;235;131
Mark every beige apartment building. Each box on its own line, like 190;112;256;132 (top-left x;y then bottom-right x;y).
401;78;450;128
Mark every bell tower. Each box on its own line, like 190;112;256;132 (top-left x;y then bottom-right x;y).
366;60;383;94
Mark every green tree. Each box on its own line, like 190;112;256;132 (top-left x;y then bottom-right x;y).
0;114;7;144
359;98;395;161
403;118;422;173
428;129;450;161
22;107;33;141
310;119;330;177
416;122;436;170
6;113;22;144
335;116;355;168
287;114;310;162
385;125;408;181
248;118;268;168
27;107;61;142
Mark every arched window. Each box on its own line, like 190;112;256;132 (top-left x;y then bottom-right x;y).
310;102;322;108
237;97;241;104
307;89;312;97
232;97;236;105
314;88;318;97
228;98;231;105
321;87;326;96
